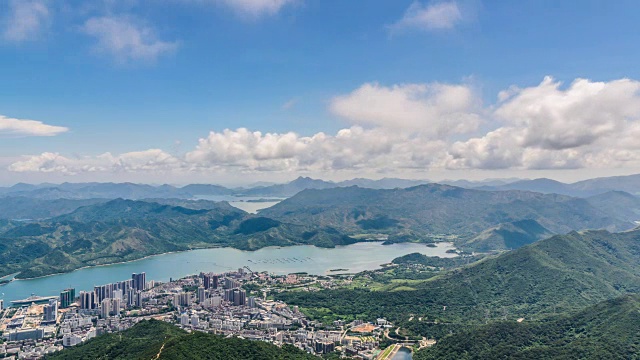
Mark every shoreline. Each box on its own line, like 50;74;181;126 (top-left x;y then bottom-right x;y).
2;241;455;282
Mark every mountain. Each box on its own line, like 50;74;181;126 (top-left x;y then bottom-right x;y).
238;176;335;197
414;295;640;360
336;177;430;189
440;178;523;188
261;184;633;244
461;219;553;252
572;173;640;196
0;199;354;279
586;191;640;223
0;197;109;220
481;173;640;197
45;319;316;360
0;182;193;200
277;228;640;337
482;178;575;195
179;184;235;196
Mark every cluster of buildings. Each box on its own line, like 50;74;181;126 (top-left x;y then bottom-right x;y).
0;269;391;359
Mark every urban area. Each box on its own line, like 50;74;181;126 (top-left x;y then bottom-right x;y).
0;268;396;359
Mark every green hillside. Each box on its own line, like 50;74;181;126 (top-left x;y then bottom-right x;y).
0;199;354;279
45;319;316;360
277;229;640;338
415;295;640;360
261;184;633;243
461;219;553;251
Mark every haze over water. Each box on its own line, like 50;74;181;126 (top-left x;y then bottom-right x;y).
1;242;455;304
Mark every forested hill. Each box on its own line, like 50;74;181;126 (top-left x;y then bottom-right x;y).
45;319;317;360
414;294;640;360
277;228;640;335
0;199;356;279
261;184;634;237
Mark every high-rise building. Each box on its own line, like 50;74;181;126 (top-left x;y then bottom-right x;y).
80;291;96;310
43;300;57;322
203;274;218;290
111;298;122;316
233;289;246;306
248;296;256;308
132;272;146;291
197;287;206;303
191;315;199;327
59;288;75;309
224;278;240;289
100;298;111;318
224;289;234;302
135;291;143;308
173;292;190;307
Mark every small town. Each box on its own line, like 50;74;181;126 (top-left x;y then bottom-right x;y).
0;268;398;360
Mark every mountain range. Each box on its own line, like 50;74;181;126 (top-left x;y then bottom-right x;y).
1;182;639;279
261;184;635;239
2;173;638;200
0;199;356;279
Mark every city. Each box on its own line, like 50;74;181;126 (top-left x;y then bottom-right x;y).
0;268;392;359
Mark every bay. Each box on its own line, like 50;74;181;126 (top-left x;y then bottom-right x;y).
0;242;456;304
193;195;283;214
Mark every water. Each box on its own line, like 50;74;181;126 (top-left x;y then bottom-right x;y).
0;242;455;303
193;195;283;214
392;347;413;360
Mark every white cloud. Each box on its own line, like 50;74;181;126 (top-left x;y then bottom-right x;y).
82;16;178;63
390;1;462;32
217;0;296;17
9;77;640;177
9;149;180;175
0;115;68;137
2;0;50;42
329;82;482;137
445;77;640;170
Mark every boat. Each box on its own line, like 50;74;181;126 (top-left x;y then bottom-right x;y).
10;294;58;306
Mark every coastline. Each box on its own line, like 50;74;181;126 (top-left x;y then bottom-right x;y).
3;240;454;282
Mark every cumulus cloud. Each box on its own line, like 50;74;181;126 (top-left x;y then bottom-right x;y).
390;1;462;32
82;16;179;63
2;0;50;42
9;77;640;176
9;149;180;175
0;115;68;137
217;0;296;17
445;77;640;170
330;82;482;137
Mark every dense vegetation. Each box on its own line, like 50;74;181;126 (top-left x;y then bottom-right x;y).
1;183;638;279
46;319;317;360
261;184;634;240
460;219;552;251
415;295;640;360
277;229;640;339
0;199;355;279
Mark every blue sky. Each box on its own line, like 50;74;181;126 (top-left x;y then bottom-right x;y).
1;0;640;185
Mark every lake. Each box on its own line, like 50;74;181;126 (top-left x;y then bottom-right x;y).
0;242;455;304
392;347;413;360
193;195;283;214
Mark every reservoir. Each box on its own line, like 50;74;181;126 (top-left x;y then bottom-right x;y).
392;347;413;360
0;242;455;304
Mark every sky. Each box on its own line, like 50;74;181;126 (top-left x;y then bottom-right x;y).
1;0;640;186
